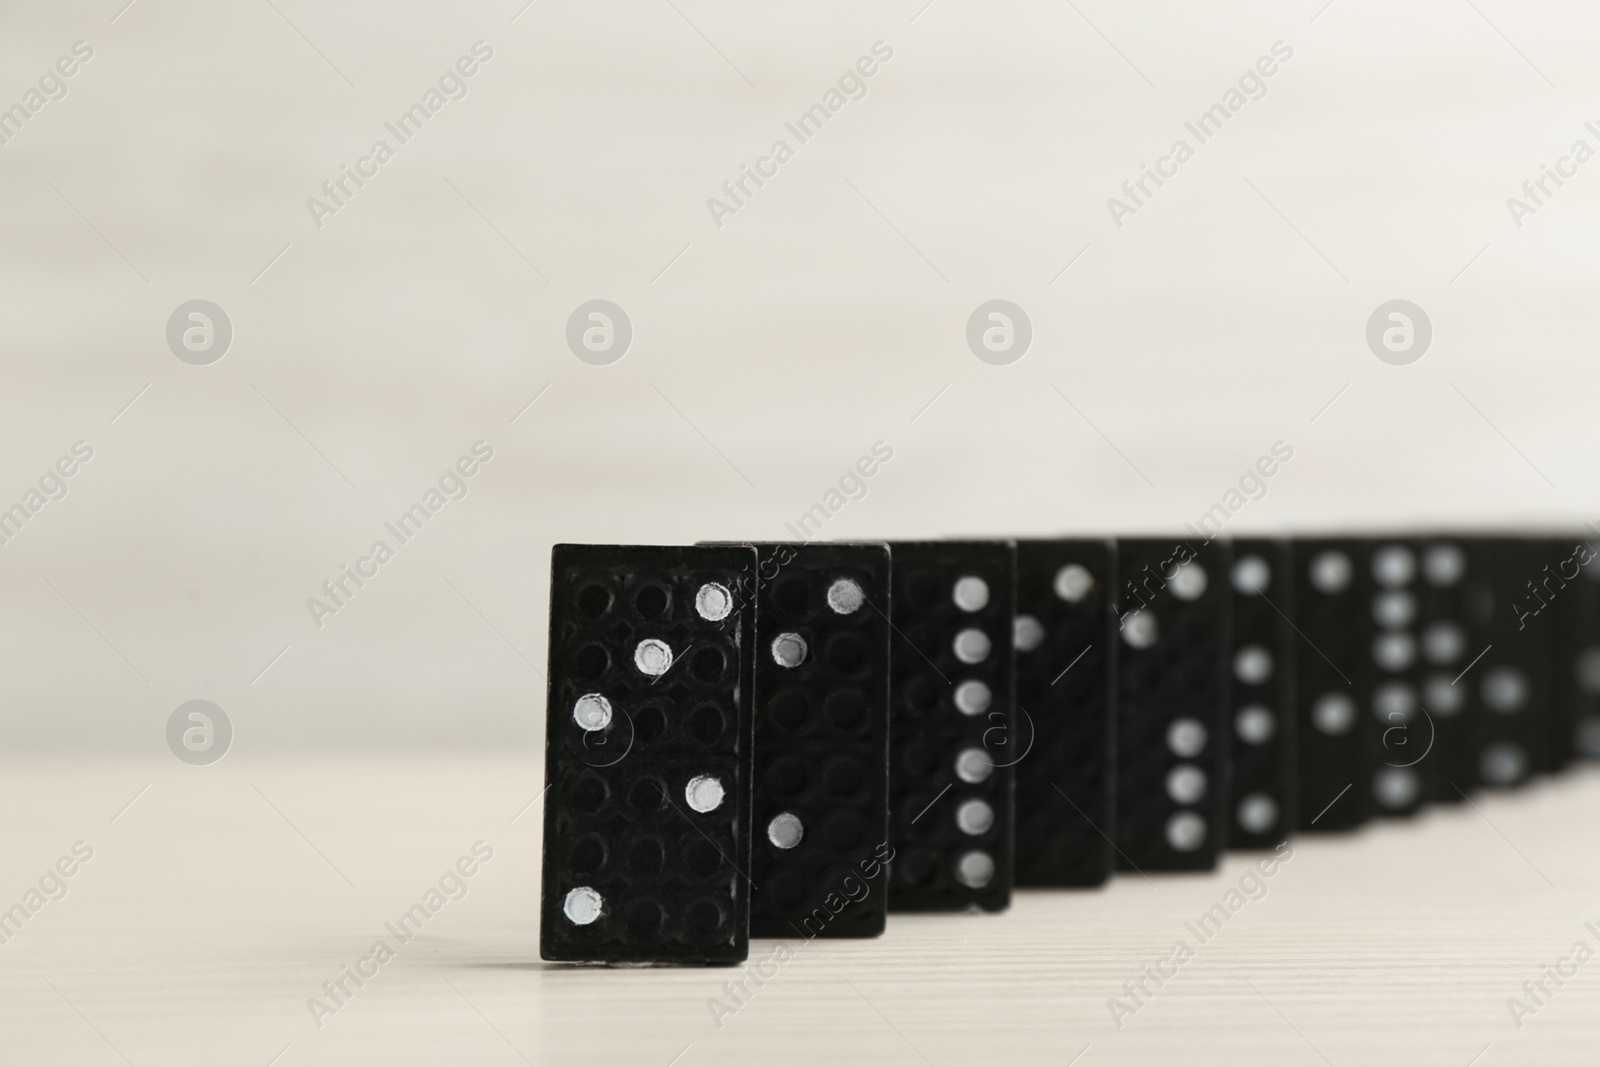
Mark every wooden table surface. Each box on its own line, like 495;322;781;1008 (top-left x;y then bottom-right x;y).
3;756;1596;1066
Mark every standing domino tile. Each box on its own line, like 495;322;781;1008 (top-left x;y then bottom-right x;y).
1292;538;1374;831
886;541;1016;912
540;544;756;965
1546;536;1600;769
1013;539;1117;887
741;542;891;938
1473;538;1559;787
1367;538;1432;817
1113;538;1232;871
1415;537;1492;801
1227;539;1296;849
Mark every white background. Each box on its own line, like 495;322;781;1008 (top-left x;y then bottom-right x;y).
4;0;1598;754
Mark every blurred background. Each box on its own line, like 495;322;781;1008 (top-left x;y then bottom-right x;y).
7;0;1599;758
8;4;1600;1065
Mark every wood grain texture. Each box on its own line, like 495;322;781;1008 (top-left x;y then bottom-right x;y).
3;757;1597;1066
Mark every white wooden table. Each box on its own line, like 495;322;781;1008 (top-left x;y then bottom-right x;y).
3;757;1595;1066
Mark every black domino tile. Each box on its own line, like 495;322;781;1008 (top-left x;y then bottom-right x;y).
1227;538;1296;849
540;544;756;965
886;541;1016;912
1013;539;1116;887
1113;537;1232;871
742;542;890;939
1365;537;1432;819
1545;535;1599;770
1473;538;1559;787
1415;537;1494;801
1292;538;1374;832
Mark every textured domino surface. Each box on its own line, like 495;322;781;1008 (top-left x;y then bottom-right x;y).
540;544;756;965
1293;538;1375;832
1013;538;1116;887
1113;537;1232;871
1414;537;1492;802
1474;538;1558;787
1366;538;1431;818
744;541;891;939
887;541;1016;912
1545;536;1600;771
1227;538;1296;849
